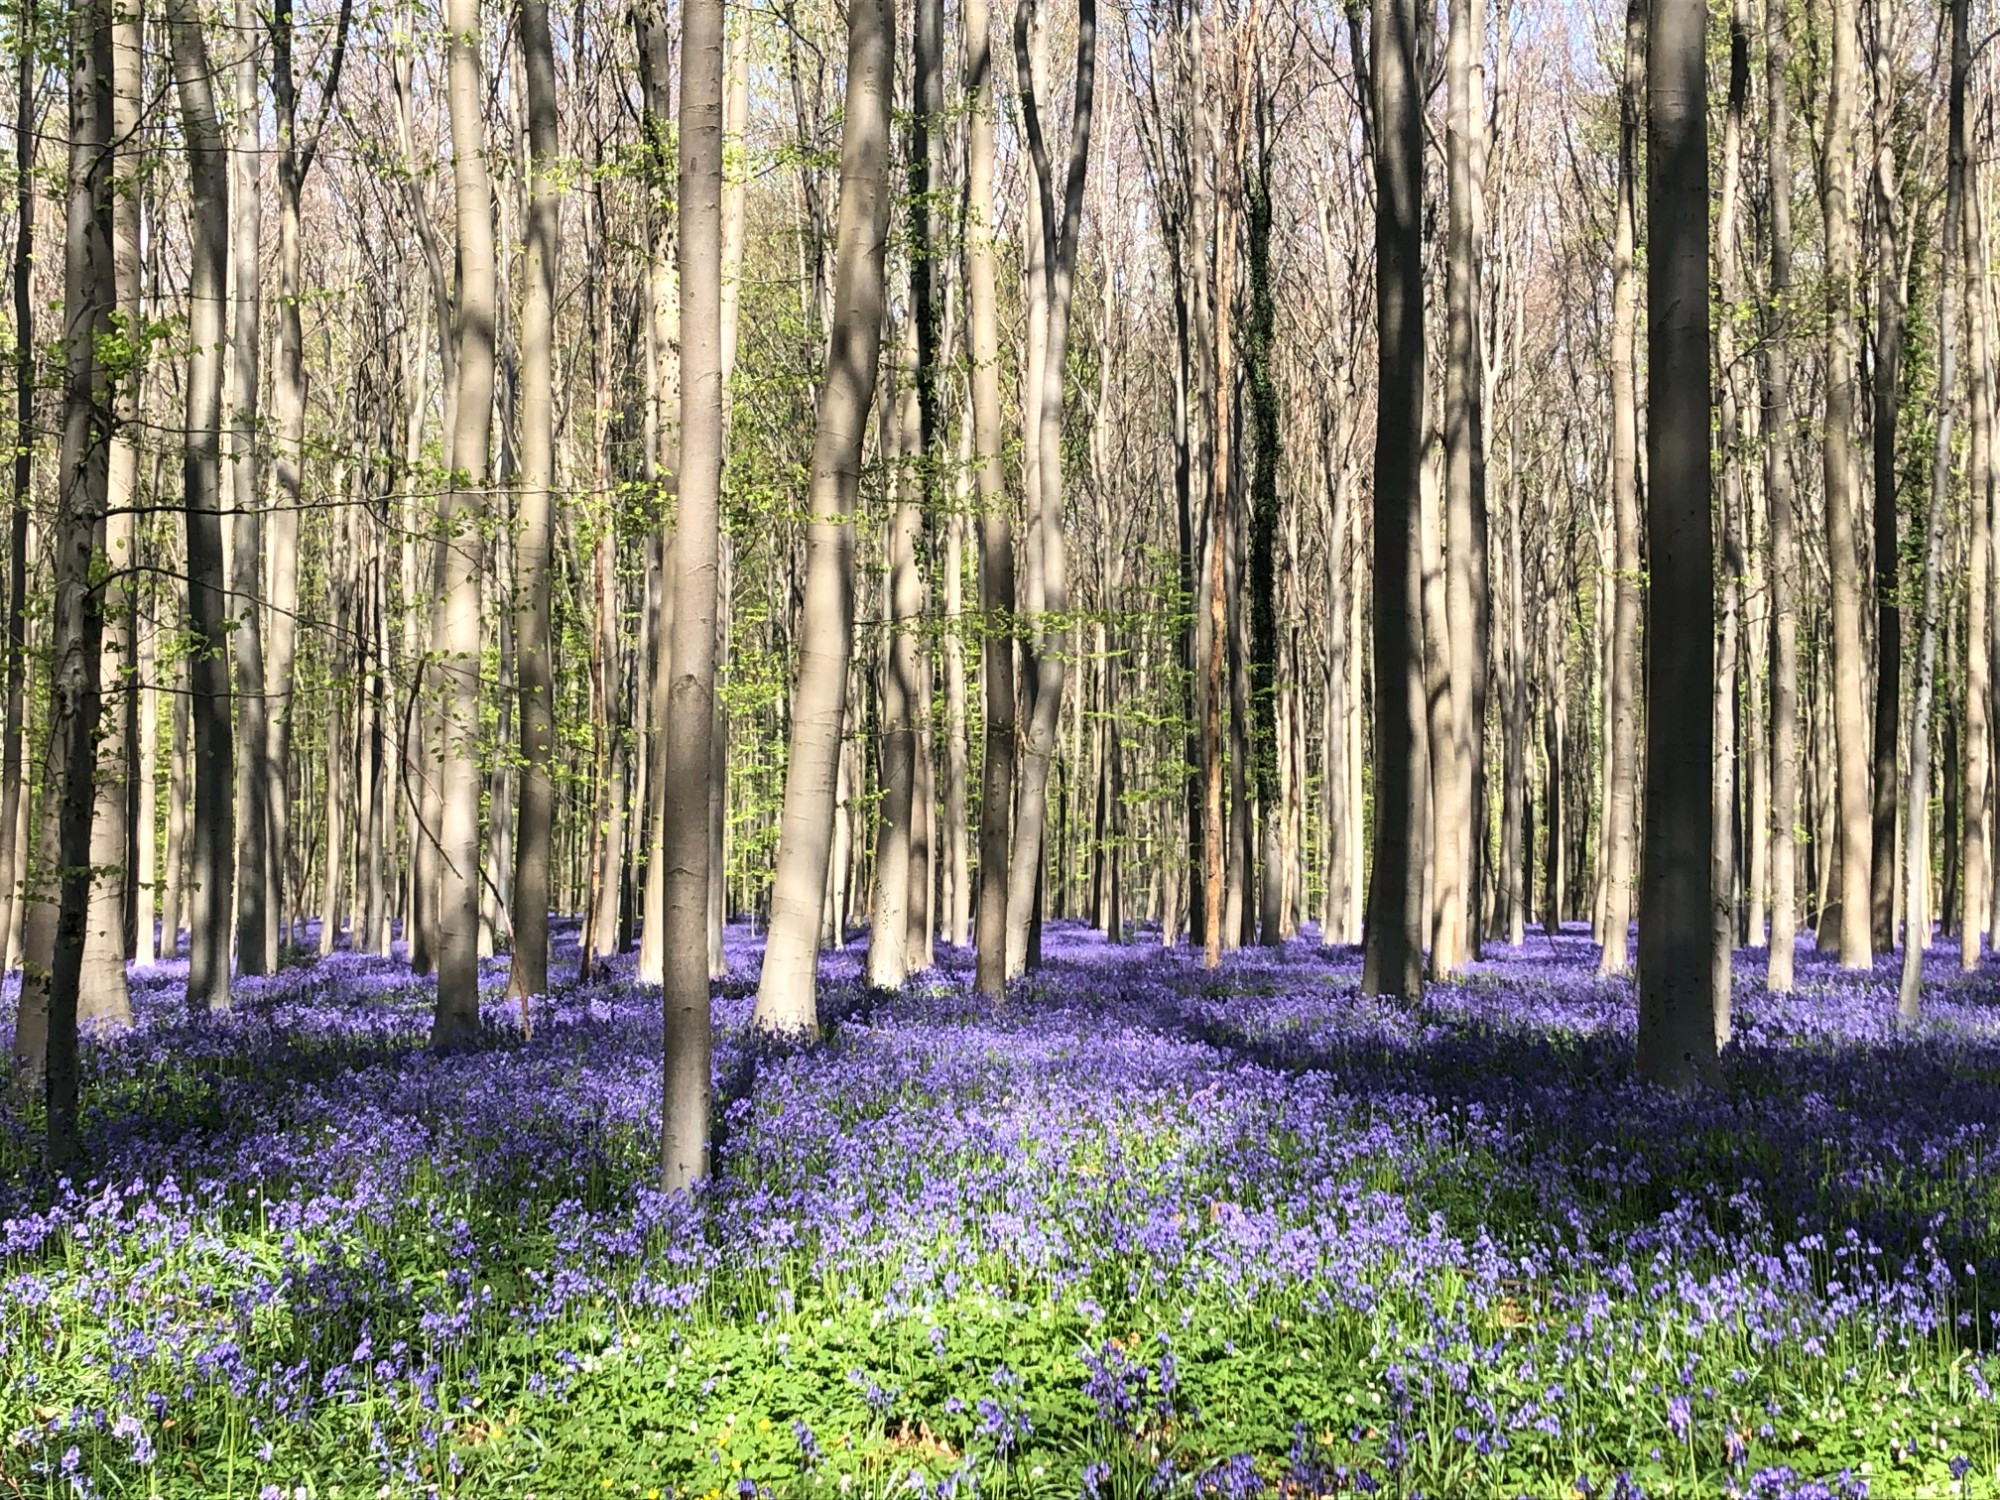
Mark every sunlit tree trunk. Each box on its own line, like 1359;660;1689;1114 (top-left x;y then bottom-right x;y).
229;0;268;976
1821;0;1873;968
0;24;35;983
1599;0;1643;979
1962;152;1992;969
1765;0;1801;992
662;0;725;1187
1711;0;1751;1040
1004;0;1094;979
430;0;496;1046
1443;0;1485;972
752;0;893;1033
870;335;921;990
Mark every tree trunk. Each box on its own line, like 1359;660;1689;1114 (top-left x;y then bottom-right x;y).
1362;0;1426;1002
944;445;972;949
508;0;558;999
751;0;893;1033
77;6;140;1014
0;31;37;985
1246;86;1283;948
1765;0;1801;992
1421;429;1462;976
1822;0;1873;968
1711;0;1750;1041
1868;12;1907;955
267;0;345;970
1636;0;1717;1091
1003;0;1094;979
39;0;116;1165
870;335;921;989
661;0;725;1187
1899;0;1967;1024
968;0;1013;994
430;0;496;1047
1444;0;1486;971
168;0;235;1016
1599;0;1644;979
1962;149;1992;968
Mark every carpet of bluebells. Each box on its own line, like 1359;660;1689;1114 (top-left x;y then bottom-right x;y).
3;920;2000;1500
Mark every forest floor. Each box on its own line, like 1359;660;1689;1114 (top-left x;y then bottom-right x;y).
2;921;1998;1500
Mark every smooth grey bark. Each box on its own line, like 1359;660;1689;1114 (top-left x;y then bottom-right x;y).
1361;0;1426;1002
168;0;234;1016
1765;0;1801;992
968;0;1012;996
509;0;559;1002
229;0;268;976
751;0;893;1034
1636;0;1717;1092
0;23;37;985
943;442;972;950
160;655;189;958
1712;0;1750;1040
1442;0;1484;973
1003;0;1094;979
870;335;921;990
663;0;725;1190
1822;0;1873;967
1420;428;1461;976
1899;0;1967;1025
1965;156;1993;967
430;0;496;1047
1599;0;1643;979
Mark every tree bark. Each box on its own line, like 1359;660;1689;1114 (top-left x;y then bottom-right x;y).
1003;0;1094;978
40;0;115;1165
509;0;560;1002
1599;0;1643;979
1443;0;1485;973
1821;0;1873;967
268;0;346;968
1636;0;1717;1091
1962;149;1992;968
431;0;496;1046
662;0;725;1188
968;0;1013;995
1765;0;1801;992
1899;0;1967;1024
229;0;269;977
870;334;921;989
168;0;235;1016
1361;0;1426;1002
0;26;37;986
1246;80;1283;949
1711;0;1751;1041
1868;9;1906;954
751;0;893;1033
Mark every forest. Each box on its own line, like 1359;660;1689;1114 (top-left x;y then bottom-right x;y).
4;0;2000;1491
